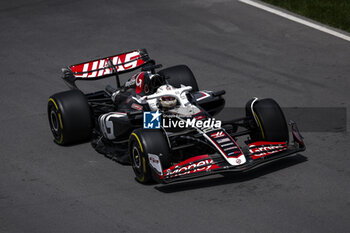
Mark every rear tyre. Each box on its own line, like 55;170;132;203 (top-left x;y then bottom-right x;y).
129;129;170;184
48;90;92;145
247;98;289;142
158;65;199;92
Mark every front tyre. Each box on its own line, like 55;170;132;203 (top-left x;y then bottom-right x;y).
158;65;199;92
48;90;92;145
129;129;170;184
247;98;289;142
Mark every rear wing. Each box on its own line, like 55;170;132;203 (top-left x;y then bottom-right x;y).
62;49;152;88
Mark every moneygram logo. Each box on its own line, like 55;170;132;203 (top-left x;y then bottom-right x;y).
143;111;221;129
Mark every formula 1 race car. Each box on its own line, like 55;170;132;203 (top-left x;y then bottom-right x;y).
48;49;305;184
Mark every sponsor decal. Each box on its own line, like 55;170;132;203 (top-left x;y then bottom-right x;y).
70;50;144;78
210;131;225;138
223;146;238;151
227;151;240;156
99;112;127;140
204;129;246;166
163;155;220;178
206;130;243;158
248;141;287;160
217;138;230;143
125;78;136;87
131;103;143;111
194;115;206;120
135;72;144;94
220;142;234;147
149;157;159;163
148;153;163;175
143;110;161;129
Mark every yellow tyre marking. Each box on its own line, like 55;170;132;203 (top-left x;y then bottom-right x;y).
58;113;64;129
131;133;143;152
48;98;58;110
130;132;146;182
58;135;63;144
136;155;145;182
49;98;63;129
142;157;147;173
49;98;64;143
138;175;145;182
254;112;265;139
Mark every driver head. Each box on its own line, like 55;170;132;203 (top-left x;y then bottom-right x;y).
159;95;177;109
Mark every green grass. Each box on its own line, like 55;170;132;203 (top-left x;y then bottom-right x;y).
260;0;350;33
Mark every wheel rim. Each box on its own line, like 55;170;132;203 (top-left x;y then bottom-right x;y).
131;142;144;179
132;147;141;169
50;110;59;132
48;104;62;143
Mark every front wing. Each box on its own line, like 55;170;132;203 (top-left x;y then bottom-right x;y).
150;122;306;184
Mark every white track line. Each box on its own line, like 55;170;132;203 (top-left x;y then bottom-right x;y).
239;0;350;42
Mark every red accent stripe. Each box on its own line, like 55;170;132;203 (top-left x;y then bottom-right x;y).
249;141;286;147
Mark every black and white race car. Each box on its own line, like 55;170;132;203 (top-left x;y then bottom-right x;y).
48;49;305;184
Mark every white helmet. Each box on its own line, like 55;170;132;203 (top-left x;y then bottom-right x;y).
159;96;177;109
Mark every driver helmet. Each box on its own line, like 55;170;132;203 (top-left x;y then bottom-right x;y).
159;95;177;109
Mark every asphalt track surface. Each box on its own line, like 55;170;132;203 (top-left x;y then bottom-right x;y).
1;0;349;232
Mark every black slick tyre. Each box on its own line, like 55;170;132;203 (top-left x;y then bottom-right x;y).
129;129;170;184
48;90;92;145
248;98;289;142
158;65;199;92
